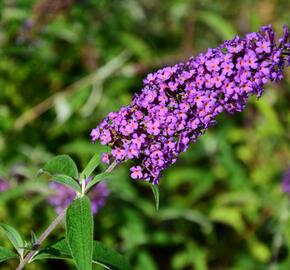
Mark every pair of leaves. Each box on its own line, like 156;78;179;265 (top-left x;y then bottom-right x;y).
40;154;155;270
44;153;102;181
43;155;158;206
42;154;105;194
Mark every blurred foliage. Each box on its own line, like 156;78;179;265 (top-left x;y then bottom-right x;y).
1;0;290;269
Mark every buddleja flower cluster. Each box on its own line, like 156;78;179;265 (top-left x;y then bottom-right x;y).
91;25;290;184
48;181;109;215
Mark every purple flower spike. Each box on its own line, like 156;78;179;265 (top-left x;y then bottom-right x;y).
48;181;109;215
91;25;290;184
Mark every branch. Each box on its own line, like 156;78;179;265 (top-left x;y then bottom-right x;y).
15;208;66;270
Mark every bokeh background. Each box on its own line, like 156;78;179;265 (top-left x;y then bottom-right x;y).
1;0;290;269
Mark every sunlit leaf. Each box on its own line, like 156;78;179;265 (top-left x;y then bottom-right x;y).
247;237;271;263
209;207;245;233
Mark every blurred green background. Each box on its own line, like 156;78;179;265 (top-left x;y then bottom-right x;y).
1;0;290;269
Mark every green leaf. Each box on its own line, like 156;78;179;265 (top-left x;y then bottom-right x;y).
120;33;151;60
172;242;207;270
80;153;101;181
52;175;81;193
85;172;112;193
137;251;158;270
0;223;24;257
43;155;78;179
31;238;71;261
247;237;271;263
33;239;133;270
209;207;245;233
92;241;133;270
66;196;93;270
0;247;18;263
30;231;38;245
150;184;159;211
